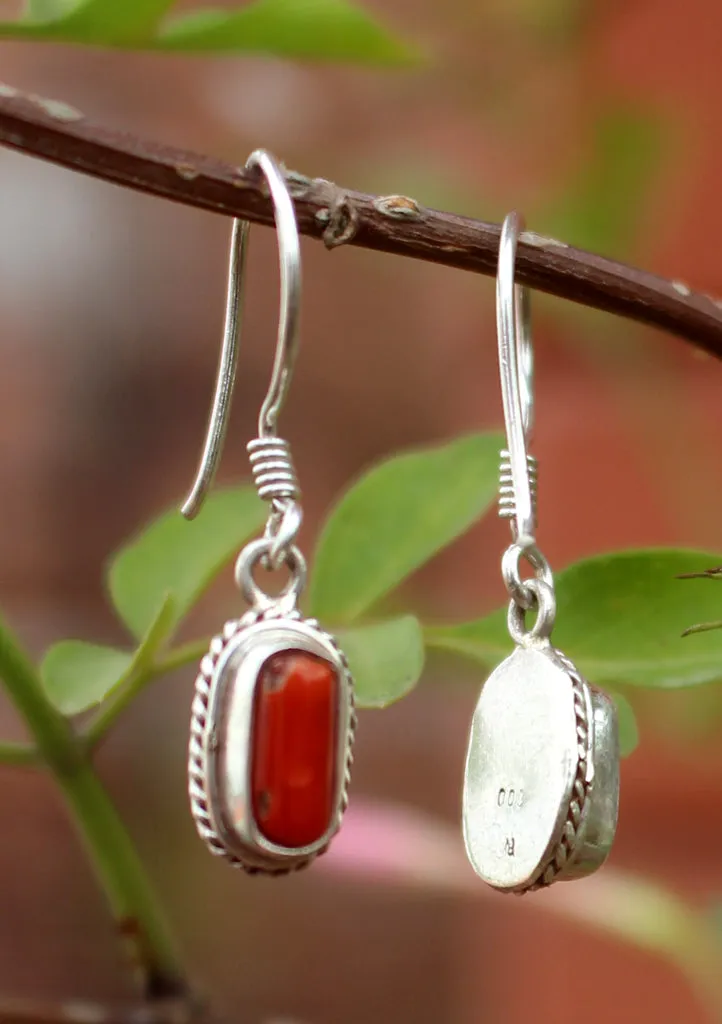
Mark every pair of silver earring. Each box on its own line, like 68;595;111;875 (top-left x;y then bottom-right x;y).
181;150;620;890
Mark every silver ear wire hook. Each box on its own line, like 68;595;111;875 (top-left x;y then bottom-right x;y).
497;211;536;545
181;149;301;521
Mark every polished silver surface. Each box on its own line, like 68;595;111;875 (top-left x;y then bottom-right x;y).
499;450;537;528
181;149;301;520
247;436;303;568
506;576;556;643
501;541;554;615
180;216;246;521
247;436;300;503
234;537;307;616
188;611;355;874
495;213;549;614
462;209;620;893
496;212;536;543
547;672;620;884
462;645;619;893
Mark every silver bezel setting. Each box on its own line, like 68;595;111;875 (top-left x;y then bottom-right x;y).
539;648;619;888
525;647;593;891
188;607;355;875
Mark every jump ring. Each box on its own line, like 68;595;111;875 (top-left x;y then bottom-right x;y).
501;540;554;611
507;578;556;645
235;538;306;612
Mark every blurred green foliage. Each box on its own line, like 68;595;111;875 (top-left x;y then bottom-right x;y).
309;433;502;625
428;548;722;689
538;106;665;256
1;0;417;63
32;434;722;754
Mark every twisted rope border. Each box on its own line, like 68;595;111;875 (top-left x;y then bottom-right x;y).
525;651;592;892
187;608;356;875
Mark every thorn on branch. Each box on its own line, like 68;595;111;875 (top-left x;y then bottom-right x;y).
316;190;359;249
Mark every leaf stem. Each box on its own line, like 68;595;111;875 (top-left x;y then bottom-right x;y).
157;638;212;675
0;741;36;767
85;637;210;750
0;613;189;999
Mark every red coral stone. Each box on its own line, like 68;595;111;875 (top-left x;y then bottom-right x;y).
251;649;339;848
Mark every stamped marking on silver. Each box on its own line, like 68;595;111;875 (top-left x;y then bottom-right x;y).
462;645;618;893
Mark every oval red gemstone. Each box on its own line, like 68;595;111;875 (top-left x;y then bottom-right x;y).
251;649;339;848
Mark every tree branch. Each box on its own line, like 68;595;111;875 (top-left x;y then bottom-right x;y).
0;996;205;1024
0;83;719;358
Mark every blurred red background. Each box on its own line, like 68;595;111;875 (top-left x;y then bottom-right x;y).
1;1;722;1021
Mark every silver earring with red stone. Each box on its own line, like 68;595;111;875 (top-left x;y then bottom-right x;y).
181;150;355;874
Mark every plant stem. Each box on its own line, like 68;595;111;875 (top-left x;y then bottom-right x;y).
0;741;36;767
0;614;189;1000
86;638;210;750
157;639;213;676
59;759;187;998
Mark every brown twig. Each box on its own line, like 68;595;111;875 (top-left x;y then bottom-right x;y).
0;996;199;1024
0;83;720;358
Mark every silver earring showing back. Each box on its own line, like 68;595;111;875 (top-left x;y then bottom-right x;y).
183;150;355;875
461;212;620;893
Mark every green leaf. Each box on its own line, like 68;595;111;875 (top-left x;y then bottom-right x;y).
108;487;265;641
14;0;177;41
538;106;664;257
42;594;176;714
157;0;418;63
309;433;503;626
58;0;176;39
6;0;418;60
42;643;132;716
608;689;639;758
337;615;424;708
24;0;78;19
427;548;722;689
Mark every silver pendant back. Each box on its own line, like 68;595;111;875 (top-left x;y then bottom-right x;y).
462;645;619;893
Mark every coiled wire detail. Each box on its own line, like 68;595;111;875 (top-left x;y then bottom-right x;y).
499;449;538;528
